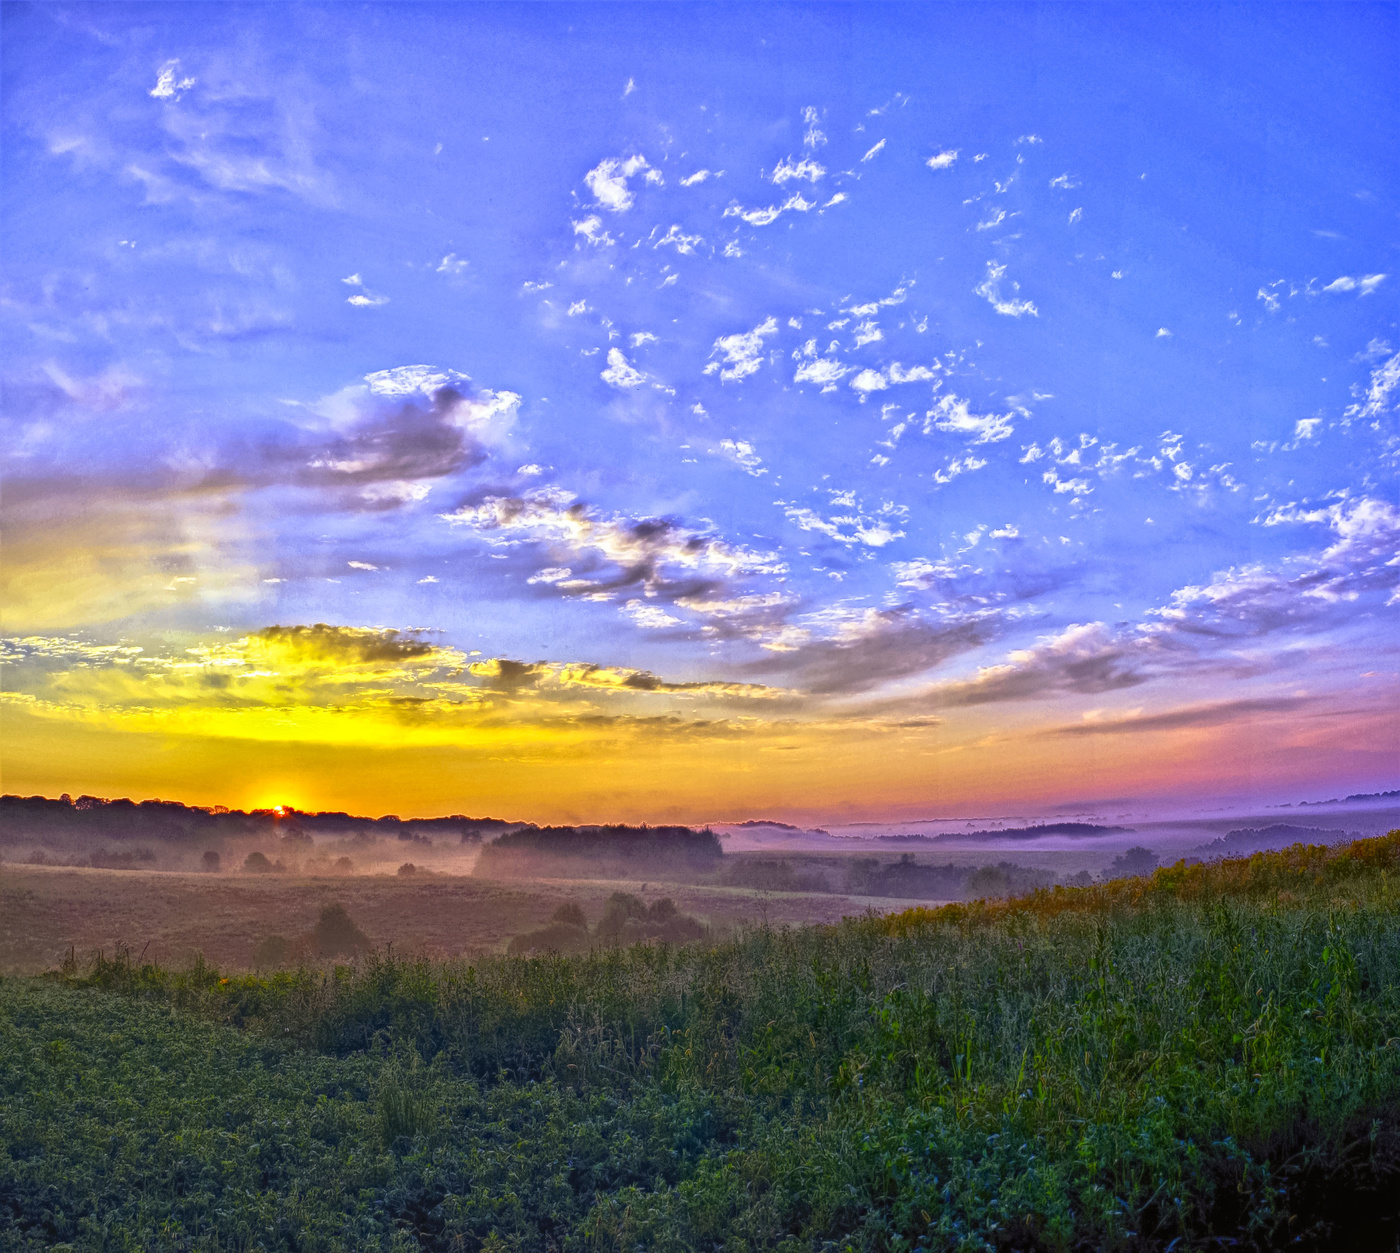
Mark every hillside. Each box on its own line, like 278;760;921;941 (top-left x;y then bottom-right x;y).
5;833;1400;1249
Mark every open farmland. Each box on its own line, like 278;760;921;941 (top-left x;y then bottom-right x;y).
0;861;933;975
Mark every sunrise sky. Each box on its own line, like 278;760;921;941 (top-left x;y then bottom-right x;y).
2;3;1397;822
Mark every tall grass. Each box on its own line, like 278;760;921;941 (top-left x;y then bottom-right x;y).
17;832;1400;1250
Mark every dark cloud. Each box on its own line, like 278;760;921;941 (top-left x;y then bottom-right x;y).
255;624;437;665
749;607;994;696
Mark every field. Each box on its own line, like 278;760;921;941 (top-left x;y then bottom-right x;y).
0;860;928;975
6;834;1400;1250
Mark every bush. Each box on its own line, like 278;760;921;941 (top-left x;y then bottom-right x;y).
507;920;591;955
252;934;293;968
201;849;221;872
243;850;274;873
311;903;369;957
551;901;588;928
397;862;417;876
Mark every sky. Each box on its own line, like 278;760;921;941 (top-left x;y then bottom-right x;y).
2;2;1398;823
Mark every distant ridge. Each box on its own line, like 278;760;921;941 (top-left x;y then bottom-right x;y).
879;822;1131;844
1293;789;1400;807
729;819;802;831
1194;824;1357;858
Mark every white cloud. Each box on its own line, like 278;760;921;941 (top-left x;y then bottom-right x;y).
1049;174;1079;189
846;285;910;317
444;489;786;590
342;273;362;286
1293;417;1322;441
1156;327;1172;338
1042;469;1092;496
680;169;715;186
1016;134;1043;145
1345;349;1400;425
1068;207;1082;224
704;316;779;381
780;501;904;548
417;576;438;584
718;439;767;477
926;149;959;170
655;224;703;254
601;347;646;389
722;191;816;227
623;599;683;629
584;154;652;212
850;369;888;396
802;105;826;149
149;60;196;101
437;253;469;275
794;357;849;391
567;300;589;316
347;293;389;307
925;394;1014;443
861;139;886;162
517;464;545;476
1324;274;1388;295
572;215;615;246
771;156;826;184
1257;285;1282;312
821;192;848;209
527;567;573;585
976;208;1007;232
629;331;657;347
623;77;636;96
974;261;1038;318
853;319;883;347
347;561;380;571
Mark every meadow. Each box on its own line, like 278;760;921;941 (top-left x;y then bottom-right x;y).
5;834;1400;1250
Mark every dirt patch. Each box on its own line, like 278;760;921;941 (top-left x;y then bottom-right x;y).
0;863;936;973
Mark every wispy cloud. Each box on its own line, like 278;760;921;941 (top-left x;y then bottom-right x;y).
704;317;779;381
974;261;1038;317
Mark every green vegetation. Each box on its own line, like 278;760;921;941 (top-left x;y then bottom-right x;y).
6;835;1400;1249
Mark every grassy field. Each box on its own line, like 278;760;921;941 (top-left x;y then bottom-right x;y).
0;863;911;975
5;834;1400;1250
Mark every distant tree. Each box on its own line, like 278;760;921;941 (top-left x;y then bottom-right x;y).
1109;846;1159;879
397;862;417;876
1064;869;1094;888
333;856;354;874
243;851;273;874
551;902;587;929
596;892;649;938
313;903;369;957
202;850;221;873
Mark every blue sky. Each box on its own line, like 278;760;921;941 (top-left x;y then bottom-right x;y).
2;3;1397;819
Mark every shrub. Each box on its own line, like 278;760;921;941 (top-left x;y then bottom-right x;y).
312;903;369;957
243;850;274;873
201;849;221;872
507;919;590;955
252;934;293;968
397;862;417;876
551;901;588;928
